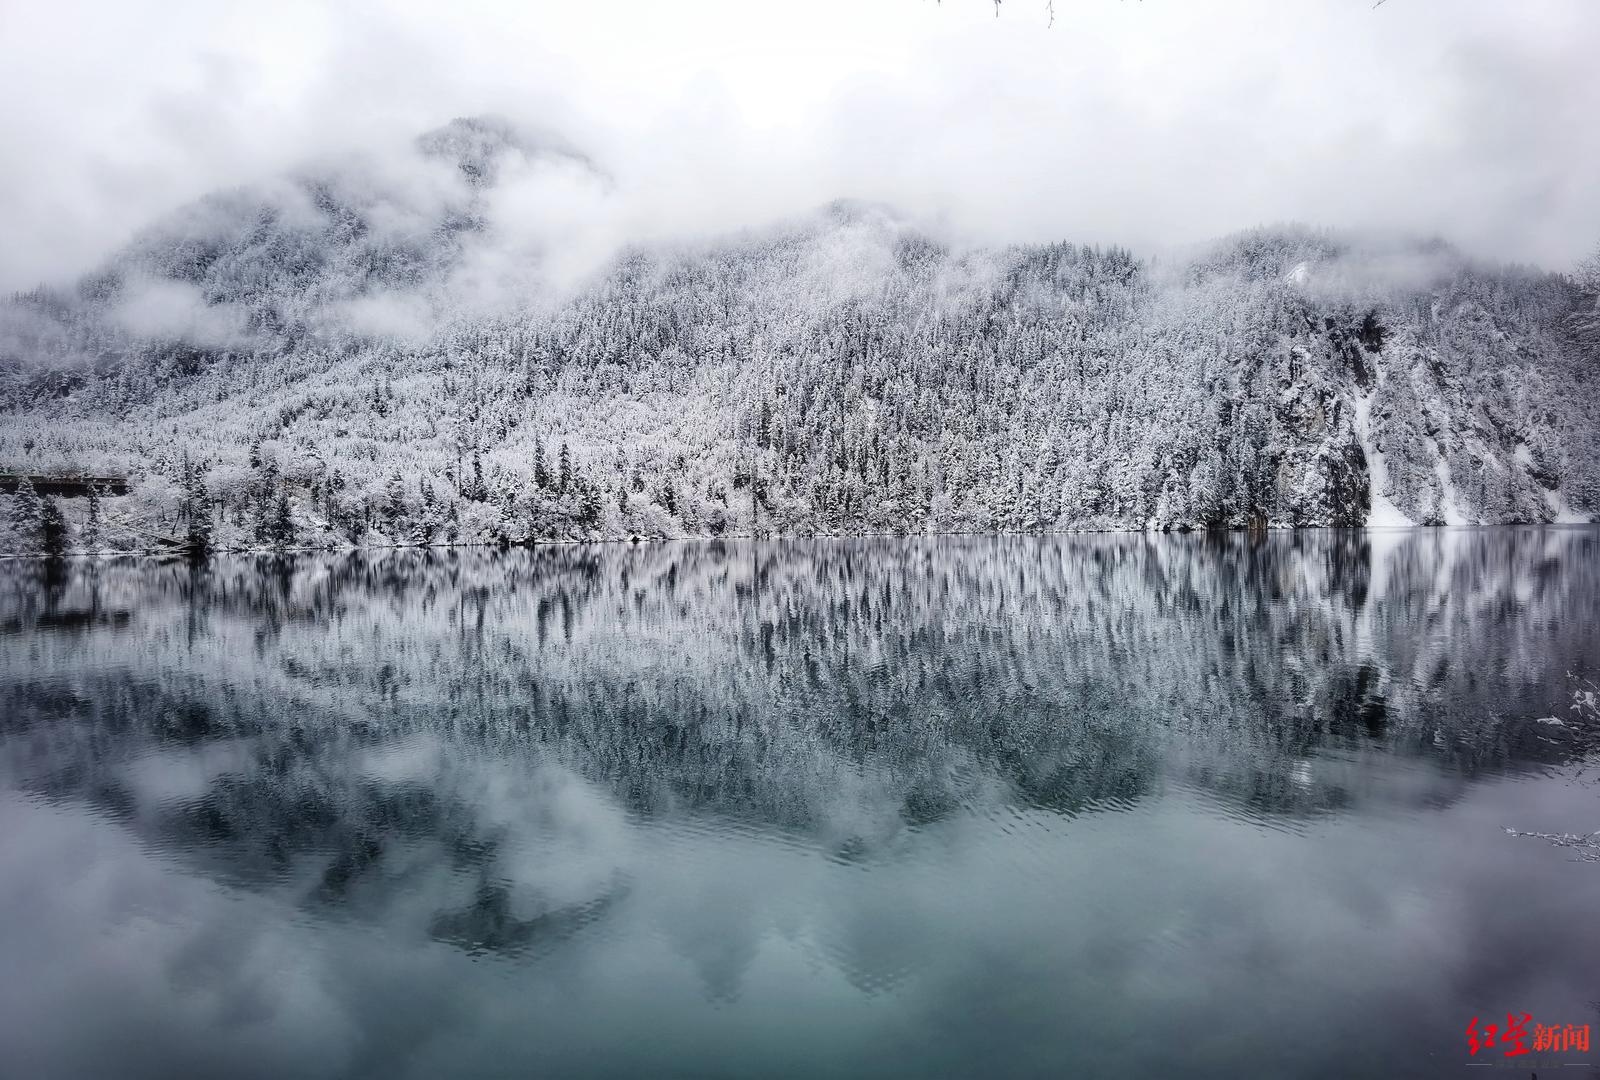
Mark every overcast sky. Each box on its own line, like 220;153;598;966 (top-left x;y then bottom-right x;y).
1;0;1597;293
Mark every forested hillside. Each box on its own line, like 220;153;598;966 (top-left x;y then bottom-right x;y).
2;117;1596;554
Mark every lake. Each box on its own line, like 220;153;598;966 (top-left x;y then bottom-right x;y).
2;530;1598;1079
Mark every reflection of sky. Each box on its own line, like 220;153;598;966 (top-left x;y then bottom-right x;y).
1;530;1599;1077
3;770;1598;1079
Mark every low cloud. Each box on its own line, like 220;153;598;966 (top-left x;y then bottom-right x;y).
108;278;253;348
0;0;1595;298
328;291;437;343
449;149;624;307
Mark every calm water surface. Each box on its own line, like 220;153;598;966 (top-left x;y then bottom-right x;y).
2;530;1599;1079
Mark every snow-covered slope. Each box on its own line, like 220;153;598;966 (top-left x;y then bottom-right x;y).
1;120;1596;551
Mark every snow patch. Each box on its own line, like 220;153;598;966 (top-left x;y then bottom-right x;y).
1542;487;1589;524
1353;392;1413;527
1426;437;1469;526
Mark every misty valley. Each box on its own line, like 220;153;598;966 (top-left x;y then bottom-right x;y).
1;118;1598;559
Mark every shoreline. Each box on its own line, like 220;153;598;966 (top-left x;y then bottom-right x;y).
2;519;1594;561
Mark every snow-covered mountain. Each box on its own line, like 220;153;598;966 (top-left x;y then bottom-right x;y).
2;117;1597;552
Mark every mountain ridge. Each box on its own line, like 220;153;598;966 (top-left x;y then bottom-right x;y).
1;118;1597;552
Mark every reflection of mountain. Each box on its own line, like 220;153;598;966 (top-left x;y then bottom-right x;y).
1;529;1597;965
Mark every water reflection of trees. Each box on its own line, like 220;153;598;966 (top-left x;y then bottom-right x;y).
1;528;1597;959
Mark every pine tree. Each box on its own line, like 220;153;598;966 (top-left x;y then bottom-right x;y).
384;474;407;538
251;456;281;545
9;479;42;552
578;480;603;532
416;478;440;544
83;485;102;551
757;398;772;450
180;457;212;556
270;492;294;548
39;497;67;558
559;441;572;493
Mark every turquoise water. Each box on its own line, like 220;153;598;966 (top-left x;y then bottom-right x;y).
2;530;1598;1078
